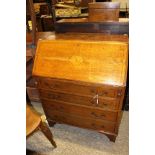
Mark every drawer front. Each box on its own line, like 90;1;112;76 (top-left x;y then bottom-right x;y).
38;78;120;98
42;99;118;122
39;89;120;110
46;110;116;133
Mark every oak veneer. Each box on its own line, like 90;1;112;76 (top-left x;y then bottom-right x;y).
41;99;118;122
47;111;116;133
33;40;128;86
32;33;128;142
39;89;120;110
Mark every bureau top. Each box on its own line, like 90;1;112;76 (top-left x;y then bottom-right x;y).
33;33;128;87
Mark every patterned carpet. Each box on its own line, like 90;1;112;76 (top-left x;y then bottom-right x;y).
26;102;129;155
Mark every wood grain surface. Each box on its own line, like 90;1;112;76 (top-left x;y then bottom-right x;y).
33;35;128;86
32;33;128;142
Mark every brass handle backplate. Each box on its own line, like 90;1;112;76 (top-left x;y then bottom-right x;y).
91;112;106;118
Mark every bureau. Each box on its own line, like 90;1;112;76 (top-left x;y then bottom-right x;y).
32;33;128;142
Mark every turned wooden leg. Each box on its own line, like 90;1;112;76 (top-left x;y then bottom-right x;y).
106;134;116;142
99;131;117;142
39;121;57;148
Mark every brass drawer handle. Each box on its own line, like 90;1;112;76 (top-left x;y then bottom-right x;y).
91;112;106;118
34;81;38;85
54;95;60;99
90;89;96;93
47;83;59;89
48;94;60;99
103;103;108;106
49;84;56;89
101;91;108;96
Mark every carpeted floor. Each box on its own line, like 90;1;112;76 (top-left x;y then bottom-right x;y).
27;102;129;155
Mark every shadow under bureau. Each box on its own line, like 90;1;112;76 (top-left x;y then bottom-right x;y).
32;33;128;142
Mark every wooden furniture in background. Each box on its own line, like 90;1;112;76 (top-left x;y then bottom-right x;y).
55;18;128;34
40;16;55;31
26;104;57;148
88;2;120;22
96;0;111;2
75;0;94;7
27;0;128;32
27;0;37;44
39;4;50;15
32;33;128;142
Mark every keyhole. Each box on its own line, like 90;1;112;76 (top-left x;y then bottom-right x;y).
96;94;99;105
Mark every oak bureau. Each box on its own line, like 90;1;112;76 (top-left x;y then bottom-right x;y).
32;33;128;142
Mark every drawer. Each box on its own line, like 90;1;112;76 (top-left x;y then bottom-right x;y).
39;89;120;110
46;110;116;133
38;77;121;98
42;99;118;122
